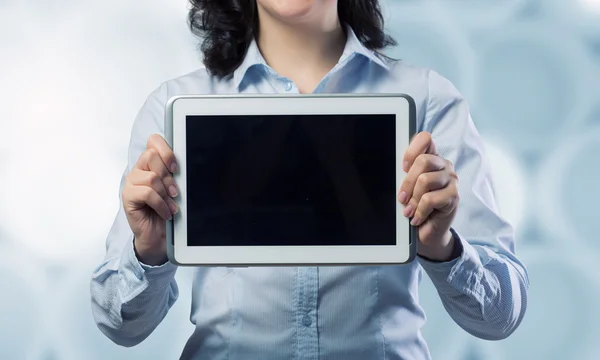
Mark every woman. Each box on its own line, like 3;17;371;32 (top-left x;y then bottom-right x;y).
91;0;530;359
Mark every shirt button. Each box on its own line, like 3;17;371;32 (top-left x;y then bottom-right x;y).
302;315;312;327
284;81;293;91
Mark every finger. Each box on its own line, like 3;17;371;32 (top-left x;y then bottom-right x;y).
411;181;459;226
402;132;438;172
137;148;178;198
146;134;178;173
404;160;457;215
411;170;452;206
129;185;173;221
129;168;169;200
398;154;446;206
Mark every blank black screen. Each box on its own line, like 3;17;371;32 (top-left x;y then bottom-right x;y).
186;114;396;246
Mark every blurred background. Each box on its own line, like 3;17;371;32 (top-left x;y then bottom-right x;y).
0;0;599;359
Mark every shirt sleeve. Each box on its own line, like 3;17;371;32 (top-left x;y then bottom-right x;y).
417;70;530;340
90;82;179;347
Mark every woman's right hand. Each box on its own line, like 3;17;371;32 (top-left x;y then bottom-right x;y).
122;134;179;266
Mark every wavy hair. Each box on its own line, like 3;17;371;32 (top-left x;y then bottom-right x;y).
187;0;396;78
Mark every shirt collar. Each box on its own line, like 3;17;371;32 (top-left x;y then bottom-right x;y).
232;23;390;89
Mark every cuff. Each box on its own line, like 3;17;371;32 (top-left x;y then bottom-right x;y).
119;237;178;299
418;228;485;298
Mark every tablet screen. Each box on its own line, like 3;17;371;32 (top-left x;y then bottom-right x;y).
185;114;396;247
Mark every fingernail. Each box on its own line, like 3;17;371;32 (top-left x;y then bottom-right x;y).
170;162;178;173
398;191;407;203
169;185;178;197
403;161;409;172
169;200;179;215
411;217;420;226
403;204;413;217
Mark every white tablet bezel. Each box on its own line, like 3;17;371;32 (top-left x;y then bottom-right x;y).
165;94;417;266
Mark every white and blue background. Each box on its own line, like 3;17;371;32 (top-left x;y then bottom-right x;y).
1;0;599;358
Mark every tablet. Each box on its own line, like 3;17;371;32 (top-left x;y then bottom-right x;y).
165;94;417;266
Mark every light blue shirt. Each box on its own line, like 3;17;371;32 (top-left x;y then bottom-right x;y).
91;25;529;360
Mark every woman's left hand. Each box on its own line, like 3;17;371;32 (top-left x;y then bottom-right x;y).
398;132;460;262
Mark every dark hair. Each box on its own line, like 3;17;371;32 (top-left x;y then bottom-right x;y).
188;0;396;78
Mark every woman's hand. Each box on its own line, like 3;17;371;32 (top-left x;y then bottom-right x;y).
398;132;460;262
122;134;179;266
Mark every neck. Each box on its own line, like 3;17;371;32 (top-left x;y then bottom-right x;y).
256;9;346;90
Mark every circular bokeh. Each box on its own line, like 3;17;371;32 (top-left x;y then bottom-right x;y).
384;8;476;99
482;139;529;233
478;246;600;360
540;0;600;36
534;126;600;250
471;23;593;152
429;0;528;29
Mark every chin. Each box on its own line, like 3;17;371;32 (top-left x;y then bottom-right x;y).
258;0;331;22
